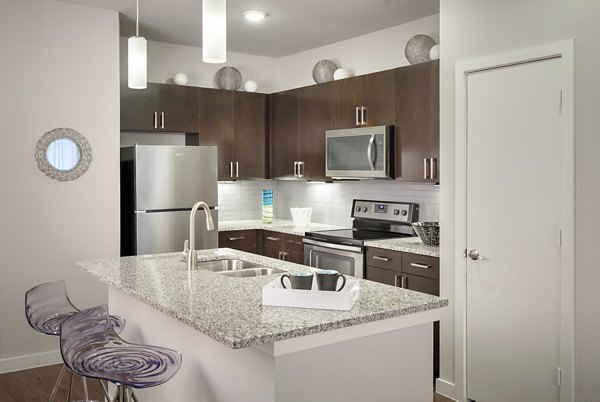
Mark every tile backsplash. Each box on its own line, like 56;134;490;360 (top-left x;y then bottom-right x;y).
218;180;439;227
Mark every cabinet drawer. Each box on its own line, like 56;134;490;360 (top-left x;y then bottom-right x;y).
283;234;304;253
366;266;403;287
263;231;284;249
219;230;257;247
366;247;402;272
403;273;439;296
402;253;439;280
283;250;304;264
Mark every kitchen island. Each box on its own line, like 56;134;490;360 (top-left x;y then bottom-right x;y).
77;249;447;402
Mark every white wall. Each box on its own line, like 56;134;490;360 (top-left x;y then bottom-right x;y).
271;14;439;92
439;1;600;400
119;38;278;93
218;181;439;227
0;0;120;372
124;14;439;93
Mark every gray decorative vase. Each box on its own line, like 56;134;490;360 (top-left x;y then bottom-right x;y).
312;60;338;84
215;67;242;91
405;34;437;65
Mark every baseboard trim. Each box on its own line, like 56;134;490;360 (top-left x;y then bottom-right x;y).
0;350;62;374
436;378;458;401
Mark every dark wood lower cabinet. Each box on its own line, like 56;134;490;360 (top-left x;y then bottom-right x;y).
218;230;257;254
220;229;304;263
366;247;440;381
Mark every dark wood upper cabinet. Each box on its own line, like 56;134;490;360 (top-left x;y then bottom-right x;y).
233;92;268;179
158;84;199;133
120;81;199;133
198;88;234;180
297;83;333;180
198;88;268;180
269;90;299;178
121;82;159;132
333;70;395;129
394;60;439;182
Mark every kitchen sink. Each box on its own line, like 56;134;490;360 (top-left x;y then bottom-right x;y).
194;259;262;272
218;267;285;278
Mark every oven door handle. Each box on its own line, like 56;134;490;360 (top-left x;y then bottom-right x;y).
303;238;363;253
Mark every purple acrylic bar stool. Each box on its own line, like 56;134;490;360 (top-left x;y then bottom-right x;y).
60;305;182;402
25;280;126;401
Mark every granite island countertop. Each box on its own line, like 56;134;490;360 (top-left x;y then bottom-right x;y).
219;219;344;236
77;249;447;349
364;237;440;258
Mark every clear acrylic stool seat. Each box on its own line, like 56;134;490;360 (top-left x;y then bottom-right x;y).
25;280;126;401
60;305;182;402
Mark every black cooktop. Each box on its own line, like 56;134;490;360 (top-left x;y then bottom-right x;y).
304;228;413;247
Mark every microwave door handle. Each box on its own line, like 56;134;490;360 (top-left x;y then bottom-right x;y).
367;134;375;170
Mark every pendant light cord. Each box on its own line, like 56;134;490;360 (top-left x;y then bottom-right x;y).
135;0;140;37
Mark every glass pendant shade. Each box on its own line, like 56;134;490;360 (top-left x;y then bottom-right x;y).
203;0;227;63
128;36;147;89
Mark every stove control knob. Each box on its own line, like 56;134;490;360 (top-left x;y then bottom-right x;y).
355;206;361;212
401;209;408;216
362;207;368;212
393;209;400;216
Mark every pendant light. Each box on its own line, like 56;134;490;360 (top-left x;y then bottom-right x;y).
203;0;227;63
128;0;147;89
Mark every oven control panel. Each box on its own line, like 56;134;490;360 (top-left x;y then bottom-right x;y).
351;200;418;223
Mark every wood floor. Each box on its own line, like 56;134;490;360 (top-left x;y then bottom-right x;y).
0;364;455;401
0;364;106;402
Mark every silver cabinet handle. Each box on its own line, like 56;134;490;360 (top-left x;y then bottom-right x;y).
160;112;165;129
394;275;401;287
229;162;234;178
298;161;304;177
361;106;367;125
401;276;408;288
153;112;158;129
235;161;239;178
372;256;390;262
424;158;430;179
228;237;245;241
410;262;431;269
308;249;314;266
293;161;298;177
468;249;482;260
279;251;287;261
367;135;375;171
430;158;436;180
355;106;360;126
266;236;280;241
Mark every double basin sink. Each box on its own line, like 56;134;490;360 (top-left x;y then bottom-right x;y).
195;259;284;278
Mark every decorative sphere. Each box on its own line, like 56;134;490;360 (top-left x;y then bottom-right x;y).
429;44;440;60
312;60;338;84
333;68;351;80
405;34;437;65
173;73;189;86
215;67;242;91
244;80;258;92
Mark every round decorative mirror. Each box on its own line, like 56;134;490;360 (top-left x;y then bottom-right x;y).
35;128;92;181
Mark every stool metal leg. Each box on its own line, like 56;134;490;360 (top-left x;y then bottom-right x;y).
66;371;74;401
82;376;89;401
48;364;67;402
111;385;134;402
99;379;111;402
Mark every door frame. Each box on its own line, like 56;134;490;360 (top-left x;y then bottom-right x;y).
454;40;575;402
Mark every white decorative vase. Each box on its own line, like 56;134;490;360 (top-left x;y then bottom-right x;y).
244;80;258;92
333;68;350;80
173;73;189;86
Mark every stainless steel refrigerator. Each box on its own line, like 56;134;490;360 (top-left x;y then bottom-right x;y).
120;145;219;256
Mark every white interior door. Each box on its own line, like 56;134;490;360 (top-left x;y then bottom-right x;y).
465;57;562;402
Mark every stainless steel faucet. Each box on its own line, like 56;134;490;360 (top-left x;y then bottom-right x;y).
187;201;215;270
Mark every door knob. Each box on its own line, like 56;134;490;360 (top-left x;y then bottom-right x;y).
467;249;482;260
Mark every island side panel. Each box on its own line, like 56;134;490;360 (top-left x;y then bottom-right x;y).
108;287;276;402
274;323;433;402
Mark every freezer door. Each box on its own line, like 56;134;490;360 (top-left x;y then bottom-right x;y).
136;209;219;255
135;145;218;210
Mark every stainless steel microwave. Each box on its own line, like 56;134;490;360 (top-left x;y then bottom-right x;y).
325;125;392;179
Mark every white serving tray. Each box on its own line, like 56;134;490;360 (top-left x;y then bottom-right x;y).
262;276;360;311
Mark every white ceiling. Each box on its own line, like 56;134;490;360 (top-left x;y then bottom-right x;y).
56;0;439;57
